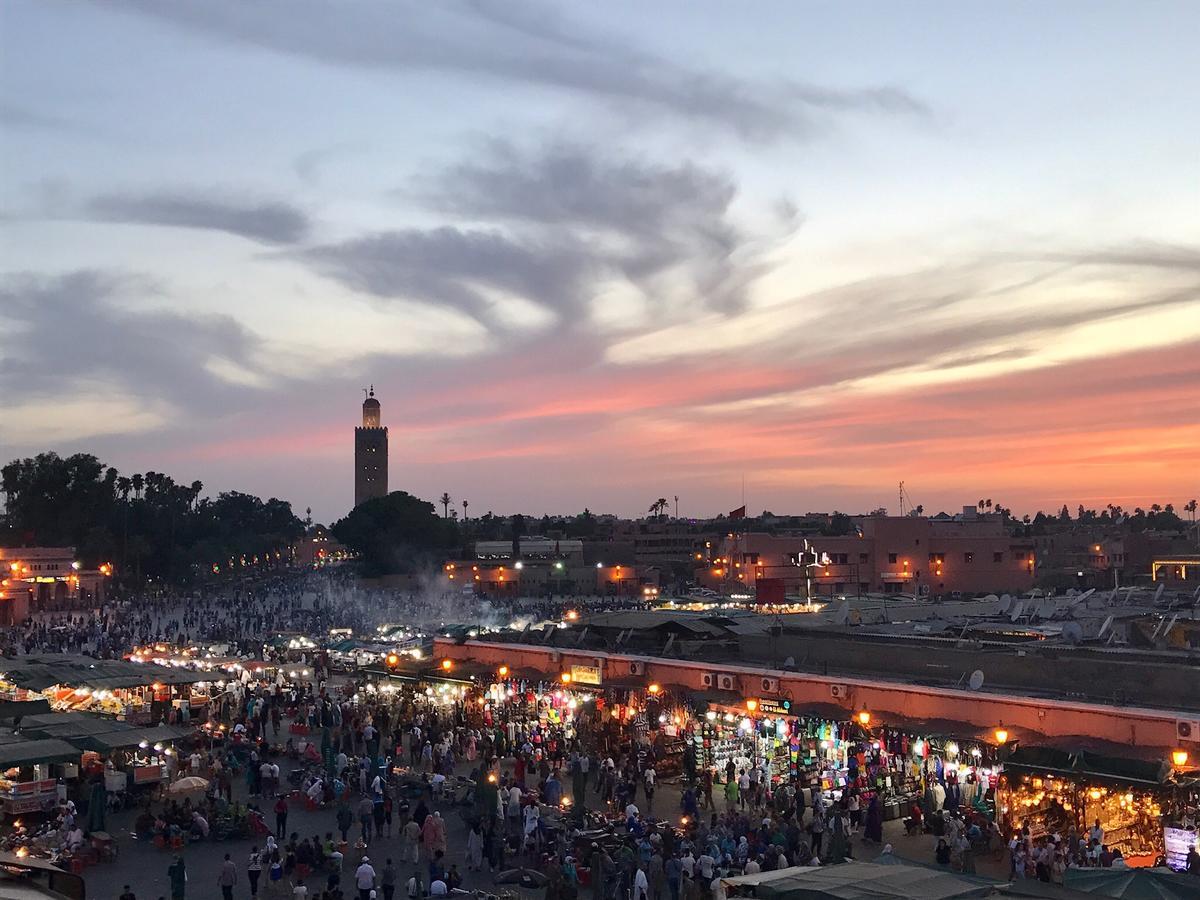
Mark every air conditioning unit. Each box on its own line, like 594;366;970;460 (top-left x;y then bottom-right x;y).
760;677;780;694
701;673;716;689
629;660;645;676
717;673;737;692
1177;720;1200;744
829;684;850;700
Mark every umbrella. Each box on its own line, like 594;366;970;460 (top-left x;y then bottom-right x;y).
168;776;209;794
1063;866;1200;899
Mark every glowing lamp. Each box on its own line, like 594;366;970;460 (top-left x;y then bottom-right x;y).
994;726;1009;744
441;659;453;671
1172;749;1189;767
648;683;661;694
746;698;758;712
857;707;871;726
560;672;571;683
498;665;509;677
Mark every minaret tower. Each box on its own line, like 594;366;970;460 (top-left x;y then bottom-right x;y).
354;386;388;506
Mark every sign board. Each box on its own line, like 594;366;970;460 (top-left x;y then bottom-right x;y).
758;698;790;716
570;665;602;686
1164;826;1197;872
133;764;166;785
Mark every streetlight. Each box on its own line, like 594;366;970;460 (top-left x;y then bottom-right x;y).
994;724;1009;744
857;706;871;726
1172;749;1189;767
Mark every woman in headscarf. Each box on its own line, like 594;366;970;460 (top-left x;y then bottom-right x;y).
863;795;884;844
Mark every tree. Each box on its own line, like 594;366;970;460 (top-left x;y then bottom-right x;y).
649;498;669;519
331;491;455;576
462;499;469;522
439;492;452;518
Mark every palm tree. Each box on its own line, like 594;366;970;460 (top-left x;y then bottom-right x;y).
439;492;452;518
462;499;469;522
131;473;144;500
649;498;668;519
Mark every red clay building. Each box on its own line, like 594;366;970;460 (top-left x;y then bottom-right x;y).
703;509;1035;599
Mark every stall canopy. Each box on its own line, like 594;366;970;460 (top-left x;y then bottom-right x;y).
1004;747;1169;786
0;655;206;691
74;724;194;753
0;737;81;767
1062;866;1200;899
723;861;999;899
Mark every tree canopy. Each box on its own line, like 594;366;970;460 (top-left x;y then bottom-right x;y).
330;491;458;576
2;451;304;582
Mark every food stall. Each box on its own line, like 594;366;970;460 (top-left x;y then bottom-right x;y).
0;737;78;820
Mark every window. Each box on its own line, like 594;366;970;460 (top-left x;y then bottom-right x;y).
928;553;944;564
1012;551;1027;561
859;553;869;564
888;553;898;564
993;552;1004;563
964;552;974;563
831;553;849;565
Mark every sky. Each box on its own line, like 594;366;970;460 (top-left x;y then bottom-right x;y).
1;0;1198;525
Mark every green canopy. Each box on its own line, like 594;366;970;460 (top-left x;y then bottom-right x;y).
0;738;80;767
1063;866;1200;899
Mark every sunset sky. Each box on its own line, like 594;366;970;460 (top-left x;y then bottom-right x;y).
2;0;1198;523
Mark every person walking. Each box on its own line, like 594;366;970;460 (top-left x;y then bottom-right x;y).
355;856;377;900
247;847;263;898
381;858;397;900
167;855;187;900
218;853;238;900
275;796;289;839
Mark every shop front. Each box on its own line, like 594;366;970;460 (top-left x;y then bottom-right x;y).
997;746;1198;867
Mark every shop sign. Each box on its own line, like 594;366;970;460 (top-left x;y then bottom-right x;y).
1164;826;1197;872
758;698;791;715
570;665;602;686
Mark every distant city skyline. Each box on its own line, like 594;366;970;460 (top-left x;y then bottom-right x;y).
1;1;1197;523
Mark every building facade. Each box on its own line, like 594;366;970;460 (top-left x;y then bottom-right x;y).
353;387;388;507
705;509;1035;599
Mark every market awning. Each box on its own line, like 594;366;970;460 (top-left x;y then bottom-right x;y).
1004;746;1169;786
77;724;195;752
0;738;80;767
1063;865;1200;898
725;861;998;899
0;699;51;719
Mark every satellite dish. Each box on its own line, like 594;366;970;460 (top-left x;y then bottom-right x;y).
983;594;999;603
832;601;850;626
783;656;796;669
1009;599;1026;622
997;595;1013;614
1000;593;1012;604
1162;613;1178;637
1153;583;1165;604
1097;615;1114;639
968;670;985;691
1061;622;1084;645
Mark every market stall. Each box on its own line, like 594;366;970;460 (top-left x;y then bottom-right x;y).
998;746;1196;866
722;860;999;899
0;737;77;819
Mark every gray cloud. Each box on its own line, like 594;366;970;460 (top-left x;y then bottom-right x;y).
0;270;269;414
0;102;82;133
96;0;927;142
87;191;310;244
307;143;793;327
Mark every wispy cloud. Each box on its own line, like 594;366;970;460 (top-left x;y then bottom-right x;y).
305;142;795;328
95;0;928;142
87;191;310;244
